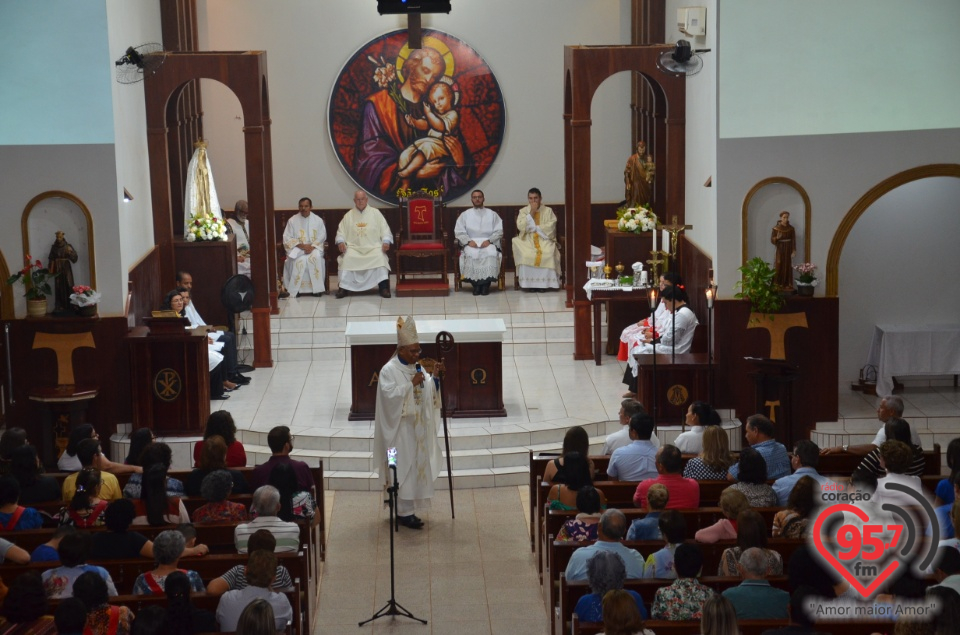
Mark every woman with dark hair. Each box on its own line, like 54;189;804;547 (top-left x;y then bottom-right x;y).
124;429;154;466
72;572;133;635
164;571;216;634
0;572;55;635
130;465;189;527
161;290;233;399
91;499;154;560
618;271;683;365
8;446;58;505
772;475;817;538
123;443;185;499
0;478;42;531
542;425;596;484
724;446;777;507
623;283;698;395
191;471;247;524
856;417;926;478
57;426;138;476
57;468;108;528
0;429;29;476
673;401;721;455
718;509;783;576
185;436;247;497
192;411;246;468
265;462;318;526
546;453;605;511
557;486;603;541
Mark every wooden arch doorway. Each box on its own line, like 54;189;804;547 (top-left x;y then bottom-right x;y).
145;51;276;368
563;45;686;360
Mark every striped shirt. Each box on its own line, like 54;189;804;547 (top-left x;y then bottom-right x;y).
234;516;300;553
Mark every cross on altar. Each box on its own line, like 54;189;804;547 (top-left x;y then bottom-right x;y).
662;215;693;255
646;254;666;282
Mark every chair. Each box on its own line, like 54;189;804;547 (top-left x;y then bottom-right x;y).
452;210;506;292
394;193;449;296
273;209;330;297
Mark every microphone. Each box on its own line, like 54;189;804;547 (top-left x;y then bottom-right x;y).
415;363;423;374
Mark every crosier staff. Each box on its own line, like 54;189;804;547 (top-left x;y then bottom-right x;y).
435;330;455;518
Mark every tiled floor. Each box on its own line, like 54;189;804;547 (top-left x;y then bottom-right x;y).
315;486;546;635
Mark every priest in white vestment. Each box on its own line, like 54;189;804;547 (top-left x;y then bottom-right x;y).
282;197;327;297
623;285;699;395
226;199;251;278
373;316;444;529
455;190;503;296
512;188;561;291
335;191;393;299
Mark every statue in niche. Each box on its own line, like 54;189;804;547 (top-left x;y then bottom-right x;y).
624;140;655;207
770;211;796;289
48;231;78;313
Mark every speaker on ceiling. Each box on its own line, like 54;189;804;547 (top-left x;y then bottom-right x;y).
377;0;451;15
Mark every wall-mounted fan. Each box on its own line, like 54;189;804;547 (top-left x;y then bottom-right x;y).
115;43;165;84
657;40;710;77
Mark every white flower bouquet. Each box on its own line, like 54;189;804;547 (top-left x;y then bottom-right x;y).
186;213;228;242
616;205;657;234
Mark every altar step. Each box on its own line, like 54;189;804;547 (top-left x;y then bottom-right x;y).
395;279;451;297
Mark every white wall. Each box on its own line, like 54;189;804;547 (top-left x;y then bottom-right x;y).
196;0;631;209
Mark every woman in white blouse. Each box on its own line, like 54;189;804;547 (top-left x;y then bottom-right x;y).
673;401;721;455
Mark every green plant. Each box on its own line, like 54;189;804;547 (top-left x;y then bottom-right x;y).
735;257;784;314
6;255;57;300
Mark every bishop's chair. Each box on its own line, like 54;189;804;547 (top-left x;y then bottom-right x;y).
394;192;450;297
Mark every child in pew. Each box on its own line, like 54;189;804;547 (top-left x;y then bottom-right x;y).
627;483;669;541
695;488;750;544
557;486;603;542
41;533;118;599
0;477;44;531
205;530;294;596
31;525;76;563
651;543;715;620
642;509;686;578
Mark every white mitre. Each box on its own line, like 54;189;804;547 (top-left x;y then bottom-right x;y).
396;315;419;346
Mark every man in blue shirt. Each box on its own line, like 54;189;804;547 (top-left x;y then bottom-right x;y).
728;414;791;481
607;413;659;482
721;547;789;620
772;440;830;506
564;509;645;581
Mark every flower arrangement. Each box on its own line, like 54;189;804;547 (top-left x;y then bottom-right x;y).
69;285;101;308
186;213;228;242
6;255;57;300
793;262;818;285
616;205;657;234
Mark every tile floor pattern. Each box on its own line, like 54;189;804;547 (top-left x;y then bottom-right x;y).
315;486;546;635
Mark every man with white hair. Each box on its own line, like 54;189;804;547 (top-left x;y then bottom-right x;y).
822;395;921;455
234;486;300;553
373;316;443;529
721;547;789;619
335;190;393;299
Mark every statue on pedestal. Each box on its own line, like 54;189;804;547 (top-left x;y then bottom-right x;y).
48;231;78;313
624;140;655;207
771;211;796;289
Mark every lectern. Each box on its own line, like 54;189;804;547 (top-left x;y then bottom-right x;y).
126;317;210;434
745;357;799;447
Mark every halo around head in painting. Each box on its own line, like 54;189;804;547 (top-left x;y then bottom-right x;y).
328;29;505;206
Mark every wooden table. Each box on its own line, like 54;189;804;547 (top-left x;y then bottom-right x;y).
867;324;960;395
345;318;507;420
587;285;652;365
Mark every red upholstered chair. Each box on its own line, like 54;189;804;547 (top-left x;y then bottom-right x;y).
394;193;449;294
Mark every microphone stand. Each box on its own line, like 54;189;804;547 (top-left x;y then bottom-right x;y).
359;463;427;627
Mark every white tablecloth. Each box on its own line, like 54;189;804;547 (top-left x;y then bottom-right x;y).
866;324;960;395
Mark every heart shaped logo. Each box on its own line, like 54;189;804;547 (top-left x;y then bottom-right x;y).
811;503;903;599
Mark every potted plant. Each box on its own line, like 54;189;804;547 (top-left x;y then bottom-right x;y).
793;263;818;297
69;285;102;317
735;257;785;317
6;255;57;318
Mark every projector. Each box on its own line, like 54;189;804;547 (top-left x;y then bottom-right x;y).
377;0;451;15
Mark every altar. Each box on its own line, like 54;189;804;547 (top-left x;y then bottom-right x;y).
345;318;507;421
867;324;960;396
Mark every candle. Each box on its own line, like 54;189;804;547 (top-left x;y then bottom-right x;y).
663;229;670;255
640;271;648;286
652;225;657;253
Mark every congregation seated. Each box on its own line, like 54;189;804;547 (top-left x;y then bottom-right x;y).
185;434;249;497
132;530;204;595
632;445;699;509
53;598;86;635
934;437;960;507
215;550;292;632
206;530;294;596
31;526;75;563
0;572;55;635
642;510;686;579
62;439;122;503
728;414;791;481
557;486;603;542
41;533;118;599
192;470;248;524
607;414;658;482
0;537;31;566
89;499;153;560
250;426;315;493
695;489;749;544
872;440;927;508
72;571;133;635
933;471;960;540
856;418;927;479
718;510;782;577
762;586;831;635
123;429;154;466
682;426;734;481
265;462;319;528
193;411;247;469
0;477;43;531
130;464;189;526
603;399;660;455
565;510;644;582
697;595;738;635
544;426;598;484
721;547;789;620
573;551;648;623
772;440;829;506
724;447;777;507
58;468;108;528
164;570;217;634
548;453;604;512
672;401;721;455
9;446;59;506
58;425;139;477
234;598;279;635
599;588;654;635
626;484;668;541
235;486;300;553
123;443;185;500
772;475;816;538
650;543;714;620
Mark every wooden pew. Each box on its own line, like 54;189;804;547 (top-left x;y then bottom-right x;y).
572;616;895;635
818;444;942;476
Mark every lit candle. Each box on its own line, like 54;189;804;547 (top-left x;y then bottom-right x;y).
705;287;714;308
